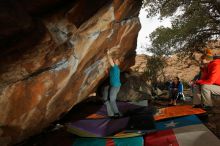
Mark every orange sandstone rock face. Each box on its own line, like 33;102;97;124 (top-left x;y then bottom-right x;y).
0;0;141;144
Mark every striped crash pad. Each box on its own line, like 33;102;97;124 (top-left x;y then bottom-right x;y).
145;115;220;146
154;105;206;121
67;114;155;138
72;136;144;146
66;117;129;137
66;102;156;138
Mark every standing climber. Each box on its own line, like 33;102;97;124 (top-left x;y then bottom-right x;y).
102;50;122;118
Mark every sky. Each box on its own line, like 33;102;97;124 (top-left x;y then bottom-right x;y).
136;8;172;55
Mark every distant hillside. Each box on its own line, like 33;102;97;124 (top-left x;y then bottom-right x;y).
131;48;220;82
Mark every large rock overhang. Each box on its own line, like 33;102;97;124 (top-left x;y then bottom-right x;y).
0;0;142;145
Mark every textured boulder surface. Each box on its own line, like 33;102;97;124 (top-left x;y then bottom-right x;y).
0;0;142;145
117;73;152;101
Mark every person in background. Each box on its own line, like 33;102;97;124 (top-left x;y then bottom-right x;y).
192;51;220;109
169;77;184;106
102;50;122;118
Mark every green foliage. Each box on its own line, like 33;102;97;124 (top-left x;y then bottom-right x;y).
143;0;220;56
